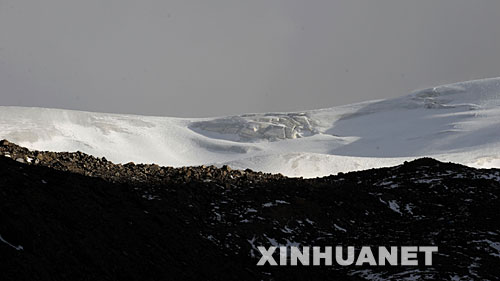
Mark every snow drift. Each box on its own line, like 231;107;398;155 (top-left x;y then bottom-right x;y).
1;77;500;177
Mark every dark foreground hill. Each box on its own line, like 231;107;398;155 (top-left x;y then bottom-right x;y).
0;140;499;280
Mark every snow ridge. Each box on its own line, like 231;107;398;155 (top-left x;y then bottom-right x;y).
1;77;500;177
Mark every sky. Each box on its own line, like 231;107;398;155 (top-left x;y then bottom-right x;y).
1;0;500;117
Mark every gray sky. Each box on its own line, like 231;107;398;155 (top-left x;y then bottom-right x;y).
1;0;500;117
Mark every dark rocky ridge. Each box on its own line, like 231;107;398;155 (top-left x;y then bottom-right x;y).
0;139;285;186
0;140;499;280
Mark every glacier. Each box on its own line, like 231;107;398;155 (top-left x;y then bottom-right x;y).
1;77;500;178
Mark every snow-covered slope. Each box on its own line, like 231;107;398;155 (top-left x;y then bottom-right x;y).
1;77;500;177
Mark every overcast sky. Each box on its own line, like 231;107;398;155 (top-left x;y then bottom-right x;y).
1;0;499;117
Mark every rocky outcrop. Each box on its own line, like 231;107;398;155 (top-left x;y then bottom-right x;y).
0;139;285;187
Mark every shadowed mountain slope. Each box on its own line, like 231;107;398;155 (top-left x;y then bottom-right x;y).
1;141;499;280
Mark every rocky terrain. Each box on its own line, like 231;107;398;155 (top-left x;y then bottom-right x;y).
0;139;285;187
1;139;500;280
